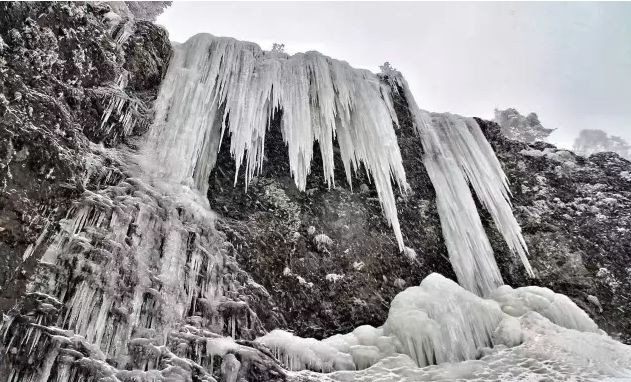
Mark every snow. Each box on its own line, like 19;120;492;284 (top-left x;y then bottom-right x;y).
142;33;409;249
326;273;345;283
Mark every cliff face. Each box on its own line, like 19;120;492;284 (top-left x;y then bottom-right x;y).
0;2;170;309
1;3;630;382
209;87;631;344
481;123;631;343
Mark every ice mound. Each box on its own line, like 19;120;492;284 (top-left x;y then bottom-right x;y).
297;313;631;381
255;273;631;381
383;273;503;366
489;284;600;333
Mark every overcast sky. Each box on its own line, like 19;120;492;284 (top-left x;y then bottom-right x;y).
157;2;631;148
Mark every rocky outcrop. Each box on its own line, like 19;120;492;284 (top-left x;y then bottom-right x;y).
0;1;170;313
480;121;631;343
493;107;554;143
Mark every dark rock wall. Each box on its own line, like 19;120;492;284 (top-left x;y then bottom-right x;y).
0;2;171;313
208;90;455;339
479;121;631;343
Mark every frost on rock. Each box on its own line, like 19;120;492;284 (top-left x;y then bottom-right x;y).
393;75;534;296
141;33;409;249
271;273;631;381
325;273;345;283
314;233;333;252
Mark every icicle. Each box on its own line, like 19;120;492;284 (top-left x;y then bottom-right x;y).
395;75;534;295
142;33;409;250
419;113;504;296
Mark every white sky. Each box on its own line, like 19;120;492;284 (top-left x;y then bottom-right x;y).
157;1;631;148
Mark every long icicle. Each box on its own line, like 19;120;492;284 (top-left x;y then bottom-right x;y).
395;75;533;295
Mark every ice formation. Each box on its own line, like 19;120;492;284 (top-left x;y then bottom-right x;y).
6;25;629;382
259;274;631;381
294;312;631;382
489;284;600;333
0;145;274;382
394;76;534;295
142;33;409;249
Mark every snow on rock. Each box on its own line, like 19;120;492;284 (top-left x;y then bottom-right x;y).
142;33;409;249
314;233;333;252
325;274;345;283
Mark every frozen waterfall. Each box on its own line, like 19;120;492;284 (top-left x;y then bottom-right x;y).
141;33;534;296
142;33;409;250
394;76;534;295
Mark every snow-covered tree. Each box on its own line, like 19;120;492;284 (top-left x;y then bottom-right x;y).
573;129;630;159
124;1;172;21
494;108;554;143
271;43;285;54
379;62;397;76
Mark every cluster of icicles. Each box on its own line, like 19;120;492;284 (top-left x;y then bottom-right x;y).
143;33;532;296
0;146;275;382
